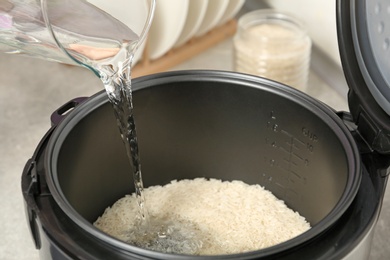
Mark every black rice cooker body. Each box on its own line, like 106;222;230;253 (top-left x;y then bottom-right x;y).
22;70;389;260
22;0;390;258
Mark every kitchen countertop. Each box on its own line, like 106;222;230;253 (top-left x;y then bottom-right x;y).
0;38;389;259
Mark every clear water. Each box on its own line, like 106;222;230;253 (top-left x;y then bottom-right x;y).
123;217;203;255
98;44;149;221
98;46;203;254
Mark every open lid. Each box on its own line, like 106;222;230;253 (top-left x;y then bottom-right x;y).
337;0;390;154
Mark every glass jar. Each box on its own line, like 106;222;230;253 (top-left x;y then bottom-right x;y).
233;9;312;92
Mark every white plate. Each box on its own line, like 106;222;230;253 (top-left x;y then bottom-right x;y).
148;0;189;60
195;0;229;37
86;0;149;65
217;0;245;26
173;0;209;48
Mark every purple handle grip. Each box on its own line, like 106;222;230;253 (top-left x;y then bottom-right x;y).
50;97;88;126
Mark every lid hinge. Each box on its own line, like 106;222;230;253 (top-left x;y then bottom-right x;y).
337;112;390;178
355;110;390;154
337;111;373;154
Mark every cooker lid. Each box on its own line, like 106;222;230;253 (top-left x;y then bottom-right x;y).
337;0;390;153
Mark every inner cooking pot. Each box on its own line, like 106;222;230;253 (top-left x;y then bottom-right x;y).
45;70;360;258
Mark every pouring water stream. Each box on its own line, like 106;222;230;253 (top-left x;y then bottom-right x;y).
41;0;152;222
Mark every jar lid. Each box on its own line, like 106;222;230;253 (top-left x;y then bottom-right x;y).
337;0;390;153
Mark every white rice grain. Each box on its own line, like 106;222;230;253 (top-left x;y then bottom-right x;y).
94;178;310;255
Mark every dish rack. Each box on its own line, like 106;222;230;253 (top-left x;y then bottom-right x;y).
132;19;237;78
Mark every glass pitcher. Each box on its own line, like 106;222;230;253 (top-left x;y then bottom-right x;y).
0;0;155;72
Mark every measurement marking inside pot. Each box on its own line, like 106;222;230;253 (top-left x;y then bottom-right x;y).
280;130;306;147
290;170;303;180
283;157;298;165
277;130;308;163
292;153;305;162
276;130;308;184
266;122;309;187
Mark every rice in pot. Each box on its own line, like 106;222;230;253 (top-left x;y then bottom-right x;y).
94;178;310;255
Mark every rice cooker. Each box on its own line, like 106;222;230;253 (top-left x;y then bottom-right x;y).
21;0;390;259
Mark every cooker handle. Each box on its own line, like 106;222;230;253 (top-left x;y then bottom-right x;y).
50;97;88;126
22;159;41;249
21;126;56;250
